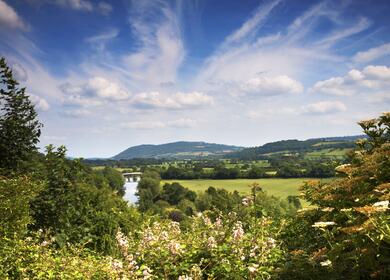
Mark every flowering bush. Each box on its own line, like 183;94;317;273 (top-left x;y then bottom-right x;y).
111;213;283;279
280;112;390;279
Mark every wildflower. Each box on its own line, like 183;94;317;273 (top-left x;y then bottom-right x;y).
40;241;49;247
232;221;244;241
266;237;276;248
169;241;182;255
248;264;259;273
178;275;193;280
207;236;217;249
320;260;332;267
312;221;336;228
242;197;252;206
142;266;152;279
110;259;123;271
116;231;129;249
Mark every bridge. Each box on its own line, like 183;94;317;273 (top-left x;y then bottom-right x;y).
122;172;142;182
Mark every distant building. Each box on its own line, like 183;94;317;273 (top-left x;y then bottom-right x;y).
122;172;142;182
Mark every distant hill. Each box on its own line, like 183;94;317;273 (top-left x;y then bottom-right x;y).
112;141;244;160
226;135;366;160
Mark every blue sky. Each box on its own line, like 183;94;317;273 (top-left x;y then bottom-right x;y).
1;0;390;157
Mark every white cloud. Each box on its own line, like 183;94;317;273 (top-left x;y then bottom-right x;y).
302;101;347;115
121;118;197;130
87;77;129;100
0;0;27;30
29;94;50;111
353;42;390;63
310;65;390;96
241;75;303;96
60;77;130;106
130;91;213;110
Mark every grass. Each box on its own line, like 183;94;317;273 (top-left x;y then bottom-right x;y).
162;178;332;202
305;148;351;158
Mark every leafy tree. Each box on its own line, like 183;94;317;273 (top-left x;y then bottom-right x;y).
98;166;125;196
0;57;42;175
160;182;196;205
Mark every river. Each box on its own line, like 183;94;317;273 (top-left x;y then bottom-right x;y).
123;182;138;204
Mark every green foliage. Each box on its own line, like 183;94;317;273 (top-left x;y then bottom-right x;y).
31;145;140;254
0;177;42;238
160;182;196;205
0;236;117;279
98;166;125;196
0;57;42;175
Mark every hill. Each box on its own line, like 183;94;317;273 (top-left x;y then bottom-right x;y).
226;135;365;160
112;141;244;160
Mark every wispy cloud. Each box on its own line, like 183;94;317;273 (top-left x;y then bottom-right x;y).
353;42;390;63
223;0;281;46
29;0;112;15
121;0;185;87
0;0;27;30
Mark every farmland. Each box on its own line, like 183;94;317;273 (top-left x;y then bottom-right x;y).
162;178;332;199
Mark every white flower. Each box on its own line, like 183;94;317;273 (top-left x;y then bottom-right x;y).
232;221;244;241
266;237;276;248
312;222;336;228
320;260;332;267
248;264;259;273
178;275;193;280
207;236;217;249
373;200;389;210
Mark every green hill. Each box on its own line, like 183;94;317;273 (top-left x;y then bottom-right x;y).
112;141;244;160
226;135;365;160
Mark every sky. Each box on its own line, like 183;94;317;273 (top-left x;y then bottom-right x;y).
1;0;390;158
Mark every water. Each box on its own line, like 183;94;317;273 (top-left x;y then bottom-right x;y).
123;182;138;204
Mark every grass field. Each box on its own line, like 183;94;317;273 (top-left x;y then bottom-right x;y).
305;148;351;158
162;178;331;202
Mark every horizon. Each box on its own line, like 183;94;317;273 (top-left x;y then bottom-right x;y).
87;133;365;159
1;0;389;157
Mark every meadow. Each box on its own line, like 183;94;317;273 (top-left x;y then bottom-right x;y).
162;178;332;200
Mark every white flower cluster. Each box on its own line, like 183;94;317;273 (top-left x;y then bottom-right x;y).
232;221;244;241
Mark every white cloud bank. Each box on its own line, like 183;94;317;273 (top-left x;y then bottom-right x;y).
310;65;390;96
61;76;131;107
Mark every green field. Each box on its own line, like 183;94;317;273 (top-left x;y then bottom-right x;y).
305;148;351;158
162;178;331;201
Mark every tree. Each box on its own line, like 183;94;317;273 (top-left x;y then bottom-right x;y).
0;57;42;175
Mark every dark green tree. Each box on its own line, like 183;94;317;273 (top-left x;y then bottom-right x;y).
0;57;42;175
